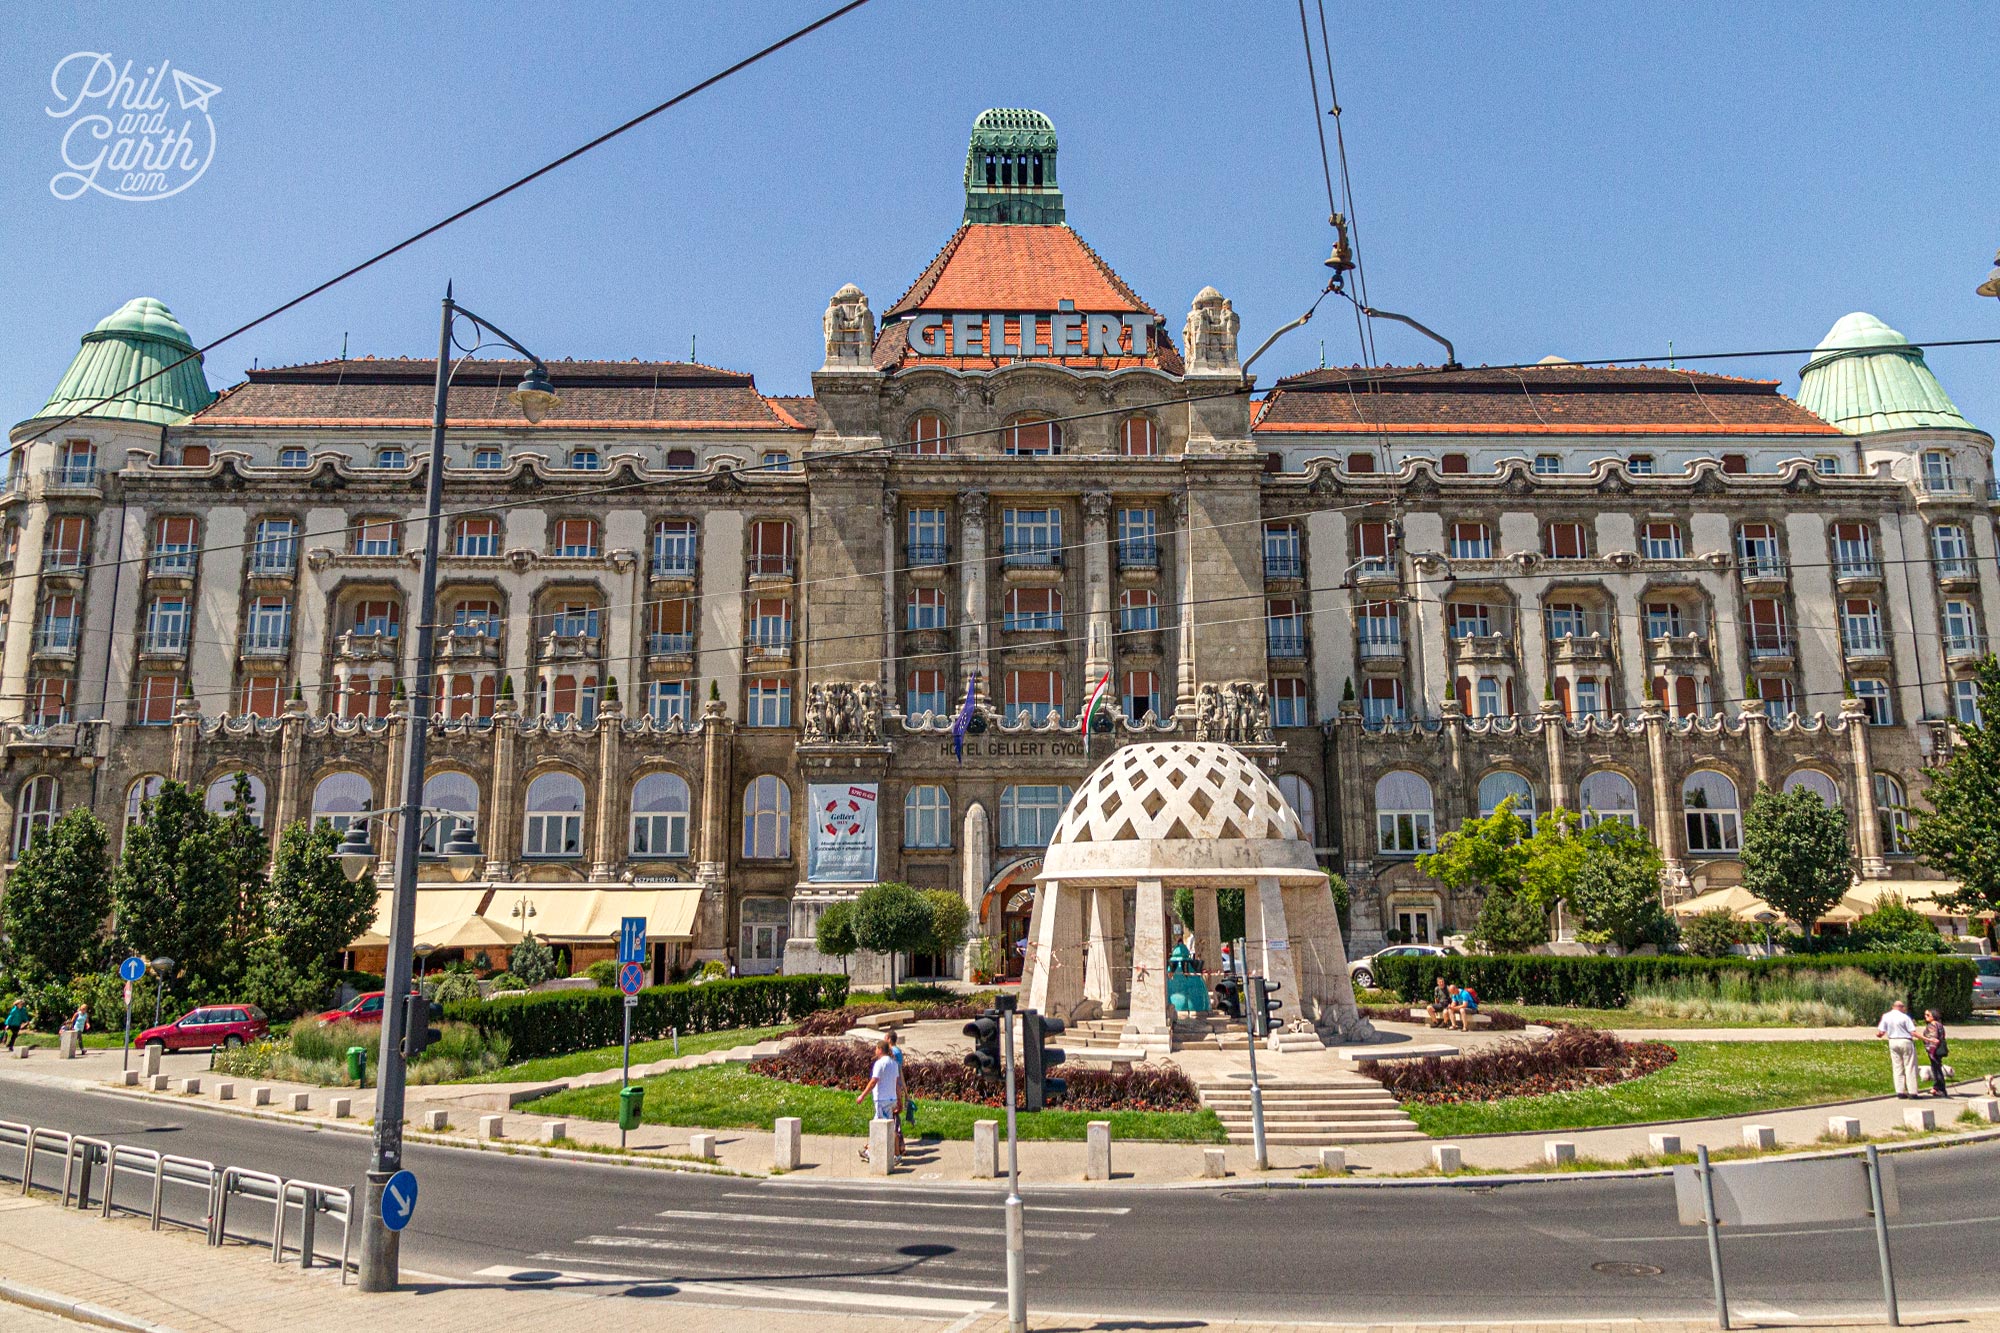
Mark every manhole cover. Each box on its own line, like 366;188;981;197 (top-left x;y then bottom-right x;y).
1217;1190;1272;1203
1592;1262;1664;1278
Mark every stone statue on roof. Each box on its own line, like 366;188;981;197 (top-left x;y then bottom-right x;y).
1183;286;1240;372
822;284;875;369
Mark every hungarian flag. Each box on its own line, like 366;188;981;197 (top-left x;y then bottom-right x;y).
1080;669;1112;735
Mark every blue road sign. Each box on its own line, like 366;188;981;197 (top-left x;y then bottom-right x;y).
618;961;645;996
618;916;647;966
118;956;146;983
381;1169;418;1232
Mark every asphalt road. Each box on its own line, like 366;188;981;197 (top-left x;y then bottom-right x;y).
5;1077;1998;1324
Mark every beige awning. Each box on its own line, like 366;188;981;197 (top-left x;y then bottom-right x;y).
1669;885;1773;919
481;885;703;943
1838;879;1987;919
349;888;491;949
418;914;525;952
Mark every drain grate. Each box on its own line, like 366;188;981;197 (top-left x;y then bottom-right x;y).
1592;1261;1664;1278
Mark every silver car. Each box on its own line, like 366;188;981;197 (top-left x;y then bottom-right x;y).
1348;944;1450;990
1974;957;2000;1010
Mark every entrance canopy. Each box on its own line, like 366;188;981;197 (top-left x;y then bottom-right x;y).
350;883;703;950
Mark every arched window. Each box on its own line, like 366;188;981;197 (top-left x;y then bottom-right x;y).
1782;769;1841;808
1120;417;1157;457
204;773;267;828
1682;770;1741;853
1477;771;1536;826
1874;773;1910;855
742;775;791;860
1118;587;1159;632
125;774;166;828
999;785;1072;848
521;772;584;858
1375;771;1434;855
1578;771;1639;827
904;785;951;849
907;413;948;456
420;771;479;856
629;771;690;858
311;772;372;834
13;775;58;857
1004;414;1062;457
1277;774;1317;844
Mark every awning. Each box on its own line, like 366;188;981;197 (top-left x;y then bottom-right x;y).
480;885;703;943
1670;878;1988;926
419;914;525;952
350;888;491;949
1668;885;1772;920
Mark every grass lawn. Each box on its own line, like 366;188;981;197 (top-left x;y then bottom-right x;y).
453;1025;794;1084
1487;1005;1782;1030
1406;1039;2000;1137
520;1061;1227;1144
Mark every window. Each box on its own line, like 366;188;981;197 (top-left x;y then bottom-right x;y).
906;587;948;631
13;776;58;857
279;447;310;468
454;517;499;557
1474;676;1504;718
311;772;372;834
419;771;479;856
645;680;692;726
1120;416;1157;457
1833;522;1877;579
1944;599;1982;656
1641;522;1684;560
1448;522;1492;560
552;518;600;558
652;519;697;576
451;598;500;638
1543;521;1587;560
203;773;266;828
1644;602;1688;639
1628;454;1655;475
1720;453;1748;475
522;772;585;858
1118;588;1159;632
1737;523;1783;578
645;596;694;653
749;598;792;650
1933;525;1974;578
1782;769;1840;808
1756;675;1796;723
999;785;1071;847
1361;677;1404;727
472;447;504;470
1004;415;1062;456
1002;508;1061;564
28;677;71;725
150;516;197;574
1116;508;1158;568
1003;587;1062;632
351;599;400;638
1375;771;1434;855
36;594;79;652
1545;602;1589;640
1953;678;1982;726
439;672;497;721
248;518;296;575
666;448;697;470
1841;598;1884;656
1277;774;1317;842
760;452;790;473
238;675;284;718
125;775;165;827
742;775;791;858
1004;669;1061;725
1439;452;1469;474
1263;523;1302;577
750;519;794;577
1123;669;1161;721
1573;677;1604;719
1579;771;1639;827
1267;599;1305;656
1813;455;1840;475
906;668;948;717
1875;773;1910;855
1447;603;1493;638
354;518;399;557
1357;601;1400;656
138;674;179;725
630;772;691;857
906;507;948;565
1344;452;1376;474
538;671;599;725
1922;450;1955;491
570;447;602;471
1682;770;1741;853
1746;598;1790;657
375;446;406;469
1852;678;1892;726
904;785;951;849
243;597;292;653
1533;453;1561;475
907;413;948;456
548;600;599;638
46;516;89;570
144;597;189;654
1354;520;1396;573
746;678;791;727
1270;677;1307;727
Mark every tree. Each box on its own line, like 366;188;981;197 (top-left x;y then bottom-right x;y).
510;936;558;986
265;820;376;971
214;774;273;952
1913;655;2000;919
1417;798;1548;952
1681;908;1742;958
0;808;111;985
920;888;970;965
112;781;236;994
853;881;933;996
814;900;859;976
1563;820;1674;952
1740;783;1852;937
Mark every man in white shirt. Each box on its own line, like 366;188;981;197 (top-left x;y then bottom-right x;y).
1876;999;1920;1098
855;1037;901;1162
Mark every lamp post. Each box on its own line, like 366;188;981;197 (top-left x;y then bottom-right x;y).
510;895;538;937
1753;909;1778;957
148;957;174;1029
352;286;554;1293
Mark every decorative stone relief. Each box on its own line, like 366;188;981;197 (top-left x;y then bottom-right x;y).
1182;286;1240;371
802;681;883;744
1194;681;1272;744
820;284;875;368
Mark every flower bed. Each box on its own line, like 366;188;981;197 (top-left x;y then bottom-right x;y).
1357;1004;1528;1032
1358;1026;1676;1106
783;999;984;1038
748;1037;1203;1113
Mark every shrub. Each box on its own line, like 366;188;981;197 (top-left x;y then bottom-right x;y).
1681;909;1744;958
782;997;987;1038
584;960;619;989
1628;967;1899;1026
425;971;482;1005
510;938;559;987
1371;951;1976;1020
445;973;848;1060
485;972;528;993
1360;1026;1677;1105
214;1018;508;1085
749;1038;1203;1113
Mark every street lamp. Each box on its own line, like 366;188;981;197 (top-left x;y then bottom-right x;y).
413;944;437;981
356;286;552;1294
148;957;175;1028
510;895;538;937
1753;910;1778;956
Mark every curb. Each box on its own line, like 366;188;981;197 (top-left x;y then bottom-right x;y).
0;1277;183;1333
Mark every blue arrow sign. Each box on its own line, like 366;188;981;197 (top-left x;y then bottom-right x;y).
118;956;147;983
618;916;647;966
381;1169;418;1232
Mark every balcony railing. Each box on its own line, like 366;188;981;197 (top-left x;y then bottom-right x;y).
647;632;695;656
1835;556;1882;581
747;628;794;652
748;557;795;579
1937;557;1978;580
241;630;292;657
907;542;949;568
140;630;188;656
44;549;87;573
1263;552;1304;578
248;551;297;577
1002;545;1062;569
1737;553;1788;581
1747;632;1795;659
148;547;196;576
43;466;102;492
1353;558;1396;580
32;626;78;655
1843;628;1887;657
651;551;697;578
1945;633;1988;661
1116;540;1159;571
1357;629;1403;660
1266;631;1308;658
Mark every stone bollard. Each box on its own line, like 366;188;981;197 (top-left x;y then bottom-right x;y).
1544;1140;1576;1166
774;1117;801;1170
251;1087;272;1107
1969;1098;2000;1124
479;1114;504;1140
1203;1148;1227;1178
179;1077;202;1096
148;1074;170;1092
1742;1124;1776;1149
1085;1121;1112;1181
868;1117;894;1175
1904;1106;1936;1132
970;1120;998;1179
288;1092;311;1113
420;1110;448;1132
143;1044;162;1078
59;1030;77;1060
541;1121;568;1144
10;1046;26;1060
1828;1116;1863;1141
689;1132;717;1162
329;1097;352;1119
1318;1147;1347;1174
118;1070;139;1087
1431;1144;1462;1173
215;1082;234;1101
1647;1133;1682;1155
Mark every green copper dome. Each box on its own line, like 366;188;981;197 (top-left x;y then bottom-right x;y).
964;108;1064;225
28;297;215;429
1796;312;1977;436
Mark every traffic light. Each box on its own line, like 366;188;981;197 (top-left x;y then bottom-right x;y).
402;992;442;1059
963;1010;1002;1078
1248;976;1283;1039
1023;1011;1066;1111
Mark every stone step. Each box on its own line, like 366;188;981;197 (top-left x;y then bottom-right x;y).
1201;1089;1395;1103
1213;1109;1411;1124
1230;1130;1431;1146
1204;1098;1404;1114
1197;1078;1385;1092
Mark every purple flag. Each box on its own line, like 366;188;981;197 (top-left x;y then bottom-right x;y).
951;675;977;762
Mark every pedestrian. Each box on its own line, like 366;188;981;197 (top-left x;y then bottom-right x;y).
69;1004;88;1034
1875;999;1921;1098
888;1030;910;1154
1218;942;1231;979
1452;983;1480;1032
1426;977;1452;1028
3;998;25;1050
1921;1008;1950;1098
854;1036;901;1164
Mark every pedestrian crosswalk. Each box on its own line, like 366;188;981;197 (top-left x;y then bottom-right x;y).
478;1180;1130;1315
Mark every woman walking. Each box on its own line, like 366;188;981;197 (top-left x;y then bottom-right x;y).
1921;1008;1950;1098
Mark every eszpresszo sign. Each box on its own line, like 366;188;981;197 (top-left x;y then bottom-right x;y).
906;299;1156;358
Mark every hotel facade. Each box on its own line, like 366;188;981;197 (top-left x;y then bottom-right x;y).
4;110;1992;979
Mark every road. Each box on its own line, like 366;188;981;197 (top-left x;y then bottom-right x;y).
4;1077;1998;1324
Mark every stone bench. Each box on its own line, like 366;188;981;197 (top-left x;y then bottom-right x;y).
1406;1007;1492;1028
854;1010;917;1030
1340;1042;1459;1065
1066;1047;1148;1073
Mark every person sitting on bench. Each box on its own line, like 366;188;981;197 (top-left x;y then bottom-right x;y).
1426;977;1452;1028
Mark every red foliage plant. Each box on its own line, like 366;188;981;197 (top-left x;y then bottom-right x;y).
1358;1026;1676;1106
782;1000;983;1039
748;1038;1203;1113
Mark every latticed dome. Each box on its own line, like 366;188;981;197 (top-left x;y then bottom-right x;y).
1038;742;1322;884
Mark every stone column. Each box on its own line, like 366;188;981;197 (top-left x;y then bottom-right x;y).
957;490;990;704
334;665;353;719
961;801;992;976
169;698;199;783
485;702;517;880
1123;878;1173;1051
1083;886;1121;1013
273;699;305;836
591;694;623;879
694;698;734;953
1171;491;1196;717
1249;876;1304;1034
1539;698;1568;812
1082;491;1113;695
881;490;900;703
1641;700;1686;896
1843;696;1887;878
1025;879;1085;1019
1741;698;1772;789
1282;878;1369;1040
377;712;405;882
1193;886;1223;984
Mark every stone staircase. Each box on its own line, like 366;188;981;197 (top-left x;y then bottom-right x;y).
1196;1073;1426;1146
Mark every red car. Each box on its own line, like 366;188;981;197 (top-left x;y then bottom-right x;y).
310;991;389;1026
136;1004;270;1053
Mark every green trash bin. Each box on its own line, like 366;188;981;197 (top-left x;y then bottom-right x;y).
618;1084;645;1131
346;1046;366;1084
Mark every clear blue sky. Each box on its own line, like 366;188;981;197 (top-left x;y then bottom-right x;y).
4;1;1995;432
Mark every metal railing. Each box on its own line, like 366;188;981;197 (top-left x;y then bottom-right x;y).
1737;553;1788;581
242;630;293;656
1945;633;1988;660
1002;545;1062;569
906;542;949;567
1936;557;1978;579
32;626;79;655
646;632;695;656
43;466;103;491
1835;557;1882;580
1263;552;1304;578
1843;628;1887;657
1747;632;1796;659
148;547;196;576
140;630;189;656
1266;632;1308;658
651;552;697;577
1116;540;1159;570
248;552;298;577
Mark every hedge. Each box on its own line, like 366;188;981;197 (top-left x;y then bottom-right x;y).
444;974;848;1061
1373;953;1976;1021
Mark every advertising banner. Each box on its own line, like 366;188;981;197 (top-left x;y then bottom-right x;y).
807;783;878;883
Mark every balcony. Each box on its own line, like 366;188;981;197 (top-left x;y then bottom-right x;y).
1646;632;1709;667
42;549;86;577
240;629;292;658
1945;633;1988;664
1352;558;1398;590
1357;629;1404;662
337;631;399;663
1550;633;1615;665
1449;631;1512;662
647;632;695;658
436;631;500;664
747;557;795;582
1834;556;1883;589
139;630;188;658
650;552;697;582
1263;551;1304;580
43;466;103;495
247;552;297;578
1266;631;1308;661
1116;540;1159;572
907;542;949;569
1746;631;1795;664
1737;553;1788;589
536;631;601;665
1937;557;1980;588
746;627;793;663
1843;628;1888;660
1002;544;1063;571
31;626;79;658
147;547;196;579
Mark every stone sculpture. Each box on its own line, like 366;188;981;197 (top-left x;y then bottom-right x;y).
821;284;875;366
1182;286;1240;370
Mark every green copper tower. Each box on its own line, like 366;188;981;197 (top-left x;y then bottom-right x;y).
963;108;1064;225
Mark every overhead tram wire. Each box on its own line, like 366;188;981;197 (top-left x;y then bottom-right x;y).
1316;0;1377;366
0;0;876;468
